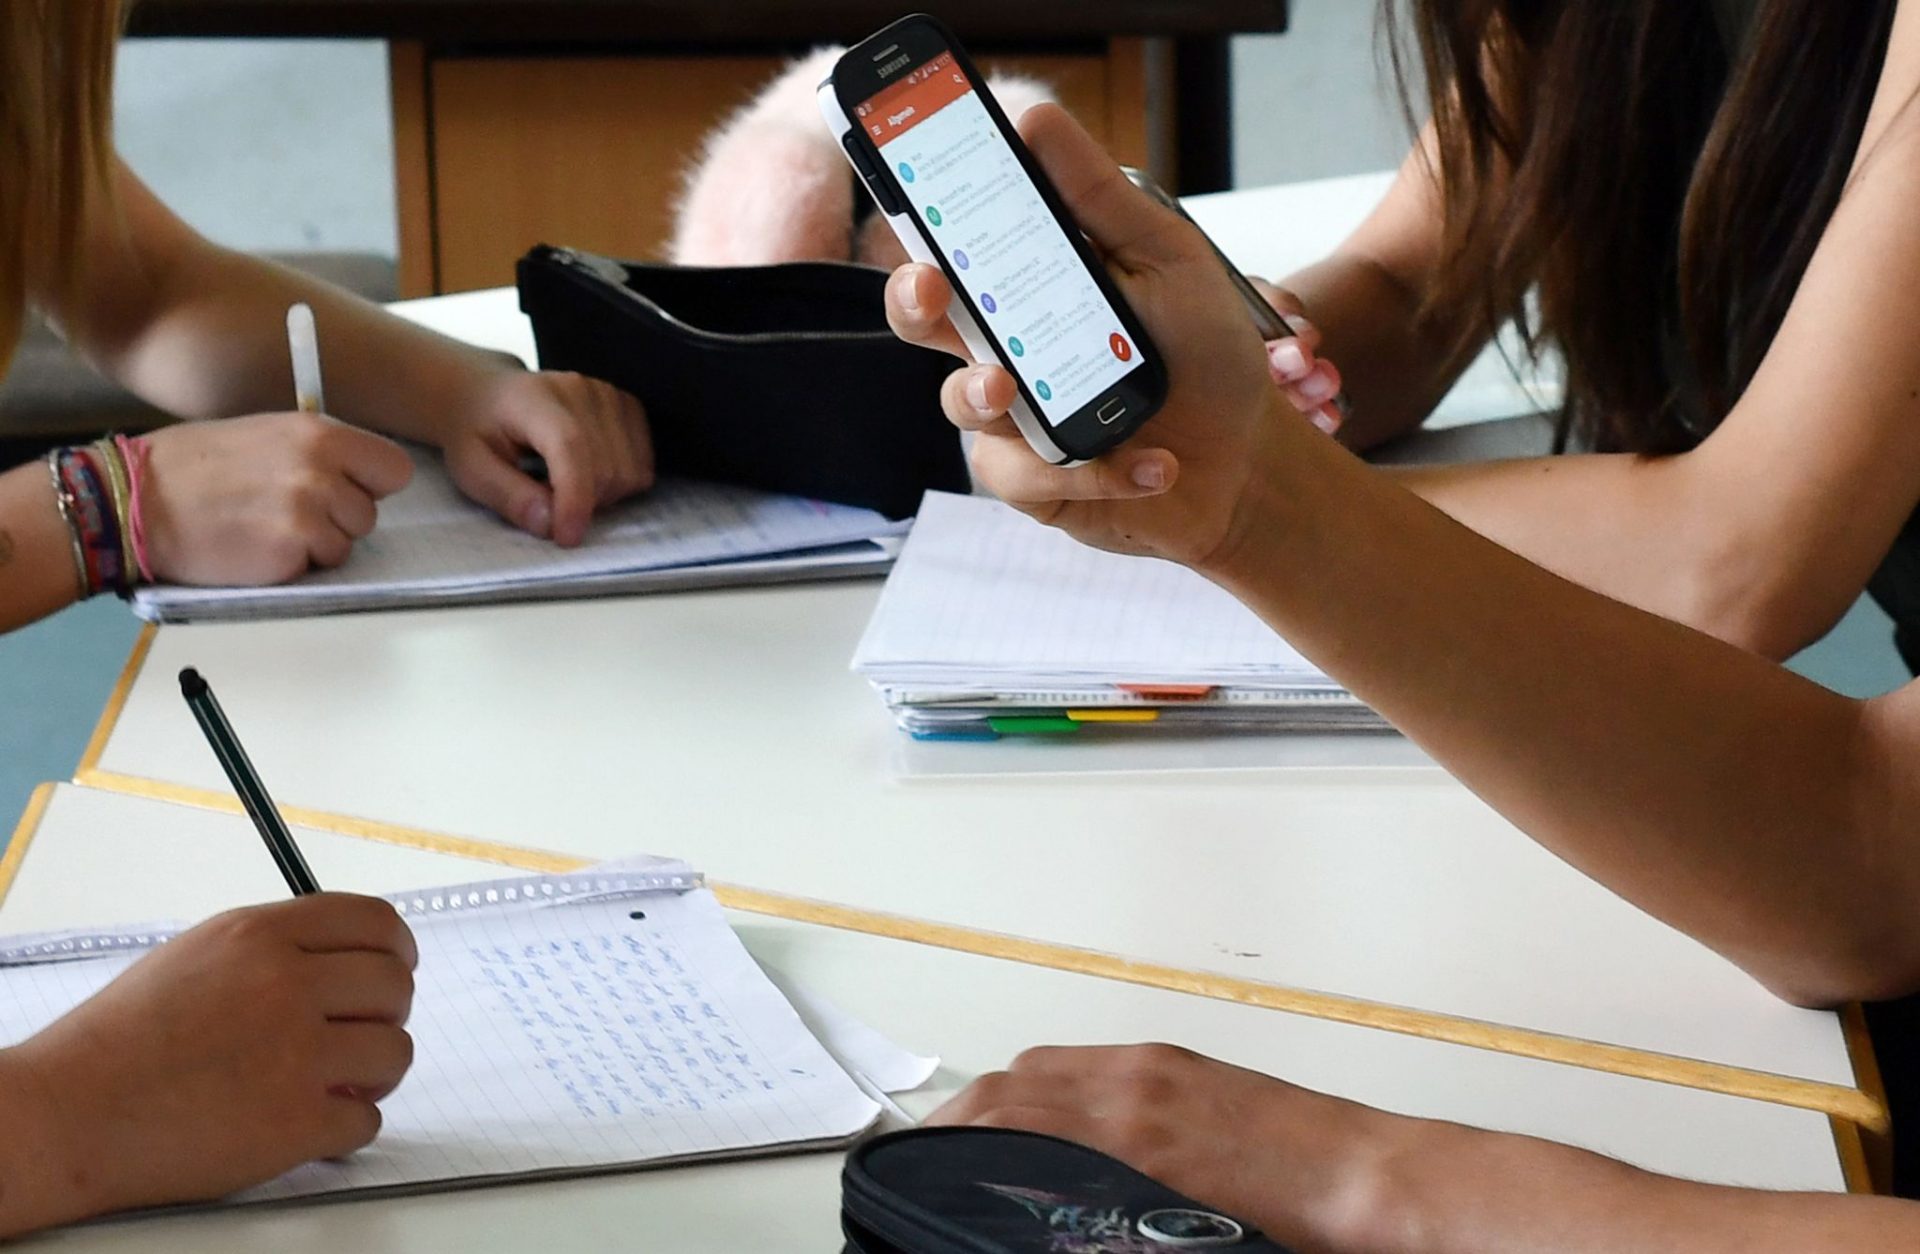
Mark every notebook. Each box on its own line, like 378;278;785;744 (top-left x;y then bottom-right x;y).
0;866;933;1207
130;447;909;623
851;491;1388;739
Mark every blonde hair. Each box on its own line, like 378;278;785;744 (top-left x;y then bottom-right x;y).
0;0;124;377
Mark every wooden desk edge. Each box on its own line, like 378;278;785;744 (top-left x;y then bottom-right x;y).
74;623;156;778
46;768;1894;1139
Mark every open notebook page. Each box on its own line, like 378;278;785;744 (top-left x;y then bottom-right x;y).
0;887;882;1204
134;447;904;619
853;490;1332;687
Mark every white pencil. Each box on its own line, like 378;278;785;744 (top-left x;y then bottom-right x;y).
287;303;326;414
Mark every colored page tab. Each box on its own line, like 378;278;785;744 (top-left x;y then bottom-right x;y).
988;716;1082;736
910;728;1001;742
1116;684;1216;699
1066;709;1161;724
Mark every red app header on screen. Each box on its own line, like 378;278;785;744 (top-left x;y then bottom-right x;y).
857;52;971;143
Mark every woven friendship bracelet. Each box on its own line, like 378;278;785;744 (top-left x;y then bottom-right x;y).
43;450;90;600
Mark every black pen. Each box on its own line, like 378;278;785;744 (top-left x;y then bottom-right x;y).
179;667;321;896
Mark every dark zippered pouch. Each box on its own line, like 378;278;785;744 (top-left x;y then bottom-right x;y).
517;247;969;520
842;1129;1297;1253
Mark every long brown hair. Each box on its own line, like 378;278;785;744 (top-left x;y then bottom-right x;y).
0;0;125;378
1387;0;1900;454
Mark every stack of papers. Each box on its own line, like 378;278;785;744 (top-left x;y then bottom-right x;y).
852;491;1387;740
132;448;908;623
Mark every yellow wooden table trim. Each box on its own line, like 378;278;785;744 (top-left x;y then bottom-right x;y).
74;623;155;777
1841;1003;1895;1192
55;773;1892;1134
0;783;55;911
1832;1116;1880;1194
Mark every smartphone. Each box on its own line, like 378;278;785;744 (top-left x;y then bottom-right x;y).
820;14;1168;466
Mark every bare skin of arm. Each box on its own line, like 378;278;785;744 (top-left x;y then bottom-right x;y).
893;100;1920;1250
893;102;1920;1008
1261;1;1920;659
1;159;654;633
1268;128;1481;452
935;1045;1920;1254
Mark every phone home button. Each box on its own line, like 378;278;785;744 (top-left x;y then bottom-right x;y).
1097;398;1128;425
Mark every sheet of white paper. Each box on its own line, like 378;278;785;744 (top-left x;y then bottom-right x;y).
0;888;880;1205
134;448;904;621
853;491;1332;687
765;967;940;1096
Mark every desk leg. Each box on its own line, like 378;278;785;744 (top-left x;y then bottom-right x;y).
391;40;437;299
1174;36;1234;193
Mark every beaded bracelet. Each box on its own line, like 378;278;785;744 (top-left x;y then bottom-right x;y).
44;450;91;599
91;437;138;591
44;441;152;598
61;448;127;596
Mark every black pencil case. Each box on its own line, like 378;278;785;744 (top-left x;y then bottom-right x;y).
842;1128;1296;1253
516;247;969;520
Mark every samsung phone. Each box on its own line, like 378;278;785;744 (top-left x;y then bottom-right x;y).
821;14;1168;465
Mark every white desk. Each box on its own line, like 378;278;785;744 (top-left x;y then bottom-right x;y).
75;179;1865;1124
83;585;1861;1109
0;784;1851;1251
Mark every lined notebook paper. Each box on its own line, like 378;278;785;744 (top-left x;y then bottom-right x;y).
132;448;907;623
0;870;922;1206
853;491;1331;686
851;492;1384;739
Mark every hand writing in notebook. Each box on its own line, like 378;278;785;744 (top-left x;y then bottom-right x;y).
0;895;416;1238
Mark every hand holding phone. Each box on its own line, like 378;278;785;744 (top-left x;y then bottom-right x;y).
821;16;1168;465
1122;166;1348;436
877;99;1307;575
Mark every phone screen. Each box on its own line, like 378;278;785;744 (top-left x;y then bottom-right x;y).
855;52;1141;428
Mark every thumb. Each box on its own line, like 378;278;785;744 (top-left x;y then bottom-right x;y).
445;442;554;539
1015;103;1193;268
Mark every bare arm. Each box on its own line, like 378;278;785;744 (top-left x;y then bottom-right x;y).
0;462;87;630
1215;419;1919;1006
1375;1;1920;659
1270;129;1483;451
935;1045;1920;1254
1371;1116;1917;1254
891;102;1920;1006
30;161;653;550
41;163;509;441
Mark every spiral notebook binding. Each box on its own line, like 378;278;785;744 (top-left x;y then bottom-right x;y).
0;925;182;967
0;869;705;968
386;869;705;919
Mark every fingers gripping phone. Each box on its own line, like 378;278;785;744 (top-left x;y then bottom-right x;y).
1124;165;1353;425
821;15;1168;466
1122;167;1292;341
